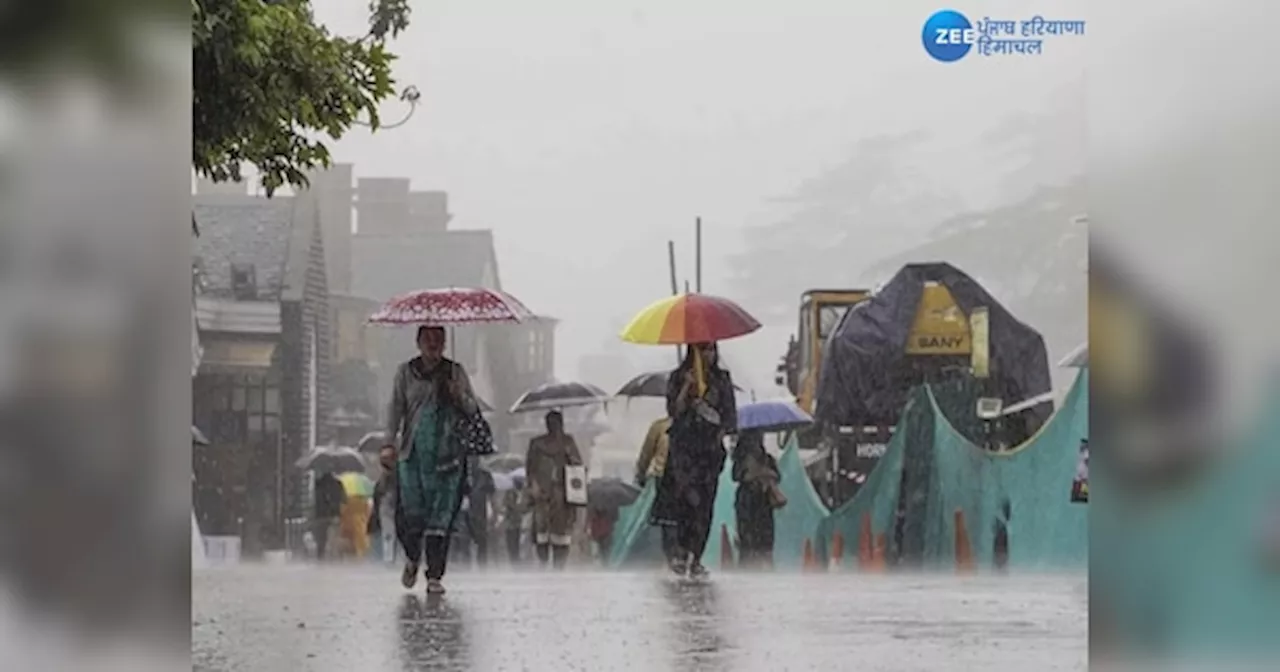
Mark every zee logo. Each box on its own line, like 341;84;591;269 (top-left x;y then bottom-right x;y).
935;27;977;45
922;9;975;62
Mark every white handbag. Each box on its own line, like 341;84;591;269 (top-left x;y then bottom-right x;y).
564;465;588;506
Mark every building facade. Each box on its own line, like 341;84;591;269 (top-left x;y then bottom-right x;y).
191;181;331;557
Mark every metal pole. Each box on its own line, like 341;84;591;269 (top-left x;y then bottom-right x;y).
668;241;682;363
695;217;702;293
667;241;679;296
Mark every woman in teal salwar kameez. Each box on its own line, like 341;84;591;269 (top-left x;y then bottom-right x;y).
384;326;479;594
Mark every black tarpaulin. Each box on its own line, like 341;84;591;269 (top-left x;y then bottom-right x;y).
814;262;1053;433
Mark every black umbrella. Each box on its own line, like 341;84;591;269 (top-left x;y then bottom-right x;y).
615;369;745;398
615;370;671;398
587;477;641;510
509;381;610;414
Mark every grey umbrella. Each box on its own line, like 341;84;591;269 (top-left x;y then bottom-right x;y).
356;431;389;453
295;445;367;475
615;369;745;399
509;381;610;414
483;453;525;473
614;371;671;398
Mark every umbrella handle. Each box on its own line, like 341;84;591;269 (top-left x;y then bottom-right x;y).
693;348;707;397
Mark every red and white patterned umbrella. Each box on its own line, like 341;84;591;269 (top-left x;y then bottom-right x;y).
368;287;534;325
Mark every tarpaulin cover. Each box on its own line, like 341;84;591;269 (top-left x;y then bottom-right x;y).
814;262;1053;432
607;438;831;569
814;367;1088;569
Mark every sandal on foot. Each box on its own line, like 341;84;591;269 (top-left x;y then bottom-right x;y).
401;562;419;589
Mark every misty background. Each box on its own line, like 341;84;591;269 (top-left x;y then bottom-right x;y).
306;0;1085;396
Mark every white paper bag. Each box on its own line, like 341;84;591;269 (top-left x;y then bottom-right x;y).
564;465;588;506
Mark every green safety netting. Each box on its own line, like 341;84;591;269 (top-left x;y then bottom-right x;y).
607;437;832;569
605;477;661;568
772;440;833;568
815;367;1089;570
1092;377;1280;657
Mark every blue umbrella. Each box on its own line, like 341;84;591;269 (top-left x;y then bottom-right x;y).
736;399;813;433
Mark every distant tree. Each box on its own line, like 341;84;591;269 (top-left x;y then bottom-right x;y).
192;0;412;194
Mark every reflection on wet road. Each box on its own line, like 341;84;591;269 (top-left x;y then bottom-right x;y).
193;566;1086;671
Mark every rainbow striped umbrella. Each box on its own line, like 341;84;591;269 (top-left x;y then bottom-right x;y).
619;293;761;345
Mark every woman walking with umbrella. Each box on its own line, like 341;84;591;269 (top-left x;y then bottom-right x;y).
651;343;737;578
371;287;528;592
620;292;759;578
732;399;809;568
383;325;482;593
731;430;784;568
525;410;585;569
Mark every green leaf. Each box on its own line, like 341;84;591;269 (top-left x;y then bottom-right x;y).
191;0;412;194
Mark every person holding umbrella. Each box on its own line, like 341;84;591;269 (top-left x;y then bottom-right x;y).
651;342;737;578
336;472;375;559
585;478;641;565
311;472;345;561
730;399;812;568
731;430;784;569
619;292;759;578
383;325;482;595
525;410;584;569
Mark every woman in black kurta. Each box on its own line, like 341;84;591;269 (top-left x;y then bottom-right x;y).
649;342;737;578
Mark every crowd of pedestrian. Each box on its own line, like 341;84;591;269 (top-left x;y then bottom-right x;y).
306;327;786;591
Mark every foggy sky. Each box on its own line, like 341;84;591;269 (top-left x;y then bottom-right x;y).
310;0;1084;392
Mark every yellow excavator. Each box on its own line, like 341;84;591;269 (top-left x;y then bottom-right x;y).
776;283;976;413
775;290;871;414
775;281;985;484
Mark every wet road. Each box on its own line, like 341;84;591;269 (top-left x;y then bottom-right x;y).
193;565;1086;671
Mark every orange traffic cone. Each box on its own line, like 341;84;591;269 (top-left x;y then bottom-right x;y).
830;531;845;571
858;512;873;568
802;537;818;571
721;524;734;569
954;508;975;573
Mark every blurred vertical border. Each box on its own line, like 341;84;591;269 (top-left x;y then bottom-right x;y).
0;0;191;669
1091;1;1280;668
